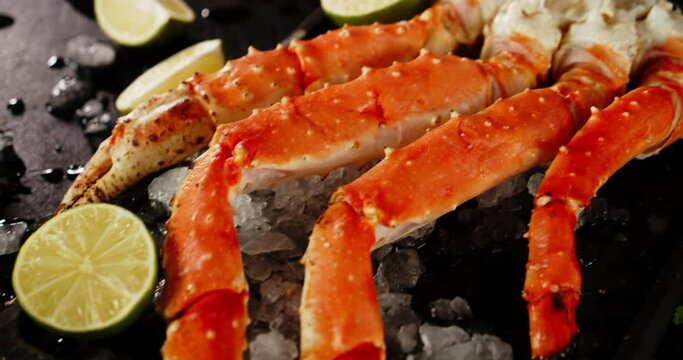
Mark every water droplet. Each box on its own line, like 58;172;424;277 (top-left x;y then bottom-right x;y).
6;98;25;115
0;131;26;178
41;168;64;183
47;55;65;69
0;14;14;29
198;6;251;23
66;164;84;180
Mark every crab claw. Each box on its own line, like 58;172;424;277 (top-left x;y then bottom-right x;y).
57;85;216;211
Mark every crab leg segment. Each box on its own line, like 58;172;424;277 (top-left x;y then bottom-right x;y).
328;63;623;249
59;0;501;210
525;8;683;355
158;145;249;358
301;202;384;359
526;79;683;358
212;51;542;193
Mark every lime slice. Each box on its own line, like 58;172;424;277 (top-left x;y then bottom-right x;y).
321;0;430;26
115;39;225;113
95;0;195;47
12;204;157;338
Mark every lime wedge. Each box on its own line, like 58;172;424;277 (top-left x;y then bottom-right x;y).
321;0;430;26
95;0;195;47
12;204;157;338
115;39;225;114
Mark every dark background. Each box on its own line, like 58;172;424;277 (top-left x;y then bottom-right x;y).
2;0;683;359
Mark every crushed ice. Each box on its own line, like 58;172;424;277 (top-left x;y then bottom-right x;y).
376;248;424;292
47;76;94;115
147;161;517;358
249;330;298;360
477;174;526;208
238;166;365;350
429;297;472;322
65;35;116;68
0;220;27;256
147;167;189;212
526;172;545;196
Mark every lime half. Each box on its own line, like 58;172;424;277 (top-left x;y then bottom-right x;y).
95;0;195;47
12;204;157;338
115;39;225;113
321;0;430;26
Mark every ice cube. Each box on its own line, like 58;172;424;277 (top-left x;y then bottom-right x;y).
47;76;94;115
259;273;288;303
526;172;545;196
275;213;316;242
404;221;436;242
585;197;609;223
378;293;421;357
83;112;114;135
372;244;394;263
244;255;275;283
373;269;390;294
270;313;300;341
376;248;423;292
470;334;513;360
575;208;586;230
279;261;305;283
240;230;297;256
379;293;414;318
398;323;419;353
429;296;472;322
147;167;189;212
477;174;526;208
419;323;470;356
0;221;27;255
65;35;116;68
272;178;307;212
254;298;286;324
233;192;270;231
435;341;477;360
75;99;104;120
249;330;298;360
397;221;436;249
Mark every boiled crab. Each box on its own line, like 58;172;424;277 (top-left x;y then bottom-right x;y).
55;0;683;359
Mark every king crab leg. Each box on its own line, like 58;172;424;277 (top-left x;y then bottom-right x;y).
301;1;644;358
159;1;566;358
524;3;683;357
58;0;502;211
